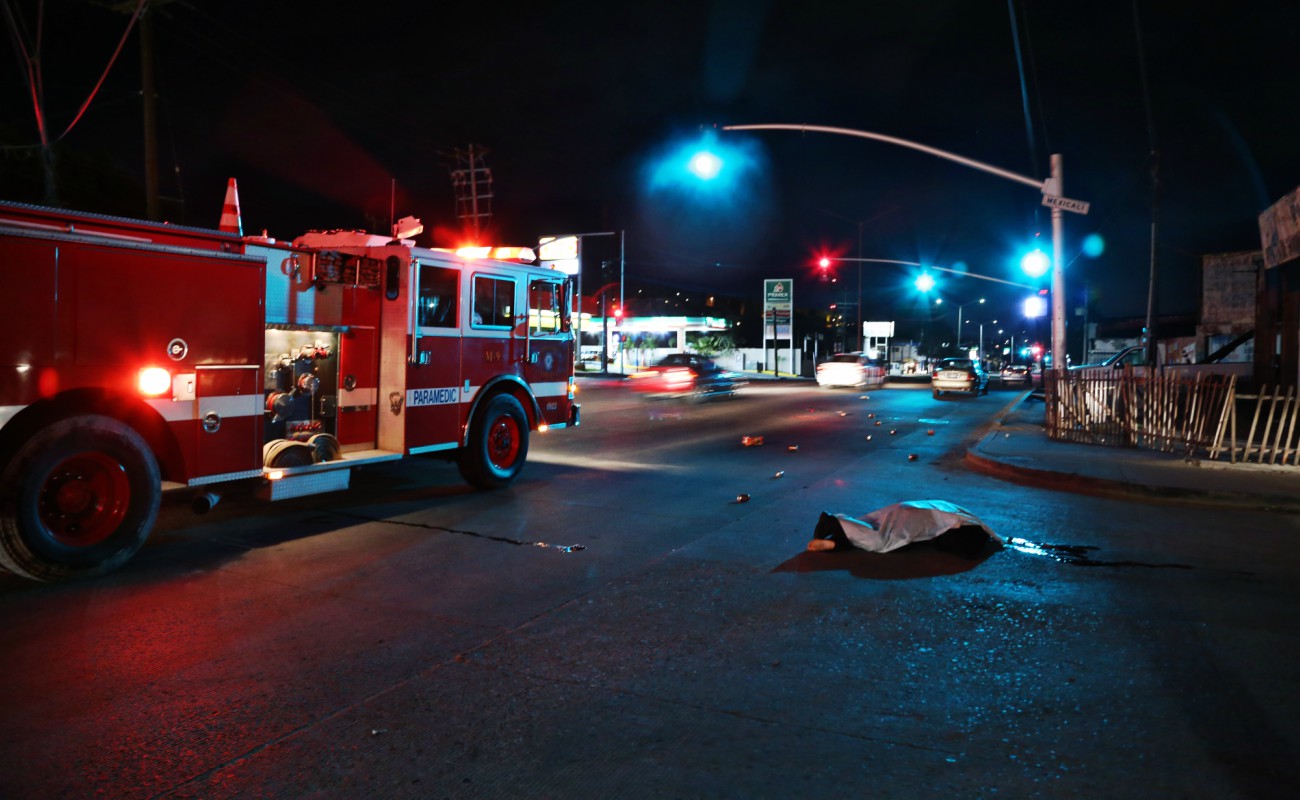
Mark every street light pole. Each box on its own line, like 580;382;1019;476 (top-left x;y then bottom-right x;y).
857;220;864;352
1050;154;1066;370
723;123;1082;375
619;230;625;374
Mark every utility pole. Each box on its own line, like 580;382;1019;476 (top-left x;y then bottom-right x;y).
106;0;170;218
1133;0;1160;367
139;3;159;219
442;144;494;240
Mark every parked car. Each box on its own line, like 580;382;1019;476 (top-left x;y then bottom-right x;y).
1000;363;1032;386
629;353;745;400
931;357;988;397
816;352;886;389
1069;345;1150;375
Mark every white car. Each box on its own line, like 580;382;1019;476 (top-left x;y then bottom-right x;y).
1000;364;1032;385
816;353;886;388
931;357;989;397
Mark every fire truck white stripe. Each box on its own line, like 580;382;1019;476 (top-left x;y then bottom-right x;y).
145;394;263;423
459;382;569;403
409;442;458;455
531;381;569;396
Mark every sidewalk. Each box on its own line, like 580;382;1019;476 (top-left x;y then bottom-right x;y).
966;390;1300;513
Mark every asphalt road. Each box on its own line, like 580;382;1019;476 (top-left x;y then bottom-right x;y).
1;379;1298;799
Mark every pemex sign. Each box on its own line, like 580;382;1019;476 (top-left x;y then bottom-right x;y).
764;278;792;338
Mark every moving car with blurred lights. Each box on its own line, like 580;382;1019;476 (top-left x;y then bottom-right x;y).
999;364;1032;386
815;352;887;389
629;353;745;400
931;357;988;397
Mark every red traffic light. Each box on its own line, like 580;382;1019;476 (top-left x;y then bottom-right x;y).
818;257;831;269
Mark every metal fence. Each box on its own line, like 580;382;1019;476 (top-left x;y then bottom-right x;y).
1045;370;1300;465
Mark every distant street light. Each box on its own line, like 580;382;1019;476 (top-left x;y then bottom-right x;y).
722;123;1086;374
952;298;985;352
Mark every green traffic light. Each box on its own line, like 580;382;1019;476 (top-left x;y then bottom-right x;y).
688;151;723;180
1021;249;1049;278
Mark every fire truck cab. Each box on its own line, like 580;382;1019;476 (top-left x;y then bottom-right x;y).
0;200;578;581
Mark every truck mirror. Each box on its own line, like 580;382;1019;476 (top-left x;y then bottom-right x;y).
385;256;401;301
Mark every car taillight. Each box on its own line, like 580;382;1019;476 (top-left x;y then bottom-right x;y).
665;368;692;386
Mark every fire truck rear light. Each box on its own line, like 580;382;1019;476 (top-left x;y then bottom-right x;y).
537;423;549;433
267;470;285;481
138;367;171;396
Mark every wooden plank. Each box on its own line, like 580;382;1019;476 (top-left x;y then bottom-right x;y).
1245;388;1266;463
1278;387;1297;465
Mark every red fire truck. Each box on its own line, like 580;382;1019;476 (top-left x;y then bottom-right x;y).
0;197;579;581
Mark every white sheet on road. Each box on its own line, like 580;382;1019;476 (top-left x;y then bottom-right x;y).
835;499;1001;553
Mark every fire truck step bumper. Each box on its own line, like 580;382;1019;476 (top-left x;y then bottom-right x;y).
256;468;351;501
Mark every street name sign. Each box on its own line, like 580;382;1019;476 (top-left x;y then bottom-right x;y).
1041;194;1091;215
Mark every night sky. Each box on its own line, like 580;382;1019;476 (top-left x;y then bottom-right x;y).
4;0;1299;328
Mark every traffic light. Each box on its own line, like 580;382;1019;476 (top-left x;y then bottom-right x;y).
817;256;833;283
1020;248;1050;278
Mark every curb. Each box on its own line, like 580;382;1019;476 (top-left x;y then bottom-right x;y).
965;445;1300;512
965;400;1300;513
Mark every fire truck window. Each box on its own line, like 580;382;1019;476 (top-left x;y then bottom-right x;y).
473;275;514;328
418;266;458;328
529;280;565;335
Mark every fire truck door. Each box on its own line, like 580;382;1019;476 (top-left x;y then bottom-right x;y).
337;326;378;449
404;263;463;453
194;365;262;478
522;277;572;426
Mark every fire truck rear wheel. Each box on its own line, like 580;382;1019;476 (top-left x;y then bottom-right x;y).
458;394;529;490
0;415;160;581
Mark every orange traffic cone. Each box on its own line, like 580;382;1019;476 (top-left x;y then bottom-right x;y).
219;178;242;235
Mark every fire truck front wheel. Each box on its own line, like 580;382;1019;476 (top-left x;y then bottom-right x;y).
0;415;161;581
458;394;530;490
